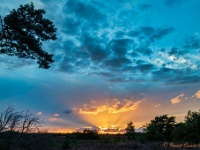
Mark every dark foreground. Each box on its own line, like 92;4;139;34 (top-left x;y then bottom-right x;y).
1;132;200;150
50;133;200;150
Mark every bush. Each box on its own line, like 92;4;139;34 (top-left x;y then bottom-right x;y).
62;139;70;149
19;133;54;150
137;134;147;144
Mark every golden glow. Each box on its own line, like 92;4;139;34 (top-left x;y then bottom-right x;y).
60;99;143;133
71;108;137;134
47;90;200;133
48;128;74;133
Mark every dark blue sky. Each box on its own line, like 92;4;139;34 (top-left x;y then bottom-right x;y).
1;0;200;132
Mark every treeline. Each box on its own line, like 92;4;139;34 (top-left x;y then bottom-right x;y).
0;106;199;149
62;109;200;145
138;110;200;143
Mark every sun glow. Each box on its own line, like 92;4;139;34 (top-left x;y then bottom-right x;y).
78;112;124;127
61;99;143;133
71;110;132;134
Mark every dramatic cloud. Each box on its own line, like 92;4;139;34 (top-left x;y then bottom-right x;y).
64;99;142;115
1;0;200;132
171;93;184;104
2;0;200;85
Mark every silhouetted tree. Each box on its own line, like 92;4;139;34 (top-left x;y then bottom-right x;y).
0;2;57;68
171;110;200;143
184;110;200;143
125;121;135;133
0;106;22;132
0;106;53;150
0;106;41;134
171;122;187;142
144;115;175;141
125;121;135;140
18;110;41;141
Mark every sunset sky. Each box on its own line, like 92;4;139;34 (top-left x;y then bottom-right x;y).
0;0;200;133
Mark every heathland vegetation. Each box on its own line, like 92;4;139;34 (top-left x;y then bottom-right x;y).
0;106;200;150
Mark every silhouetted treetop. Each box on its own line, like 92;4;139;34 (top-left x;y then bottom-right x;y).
0;2;57;69
144;114;175;141
125;121;135;134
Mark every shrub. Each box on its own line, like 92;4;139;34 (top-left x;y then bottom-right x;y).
62;139;70;149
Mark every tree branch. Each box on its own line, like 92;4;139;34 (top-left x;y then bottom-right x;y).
0;106;14;132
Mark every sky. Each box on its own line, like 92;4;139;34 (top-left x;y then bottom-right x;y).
0;0;200;133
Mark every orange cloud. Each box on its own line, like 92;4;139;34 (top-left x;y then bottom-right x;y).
108;100;141;113
78;104;107;114
195;90;200;98
171;93;185;104
72;99;142;115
